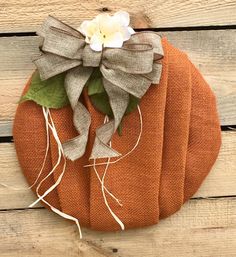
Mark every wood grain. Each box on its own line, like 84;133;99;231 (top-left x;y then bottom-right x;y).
0;29;235;134
0;0;236;32
0;197;235;257
0;131;235;210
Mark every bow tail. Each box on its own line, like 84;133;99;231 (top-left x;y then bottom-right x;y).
90;120;121;159
90;79;129;159
103;78;129;131
62;66;93;161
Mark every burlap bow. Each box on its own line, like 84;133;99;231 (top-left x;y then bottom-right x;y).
34;15;164;161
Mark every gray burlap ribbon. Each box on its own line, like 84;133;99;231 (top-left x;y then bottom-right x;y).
34;15;164;161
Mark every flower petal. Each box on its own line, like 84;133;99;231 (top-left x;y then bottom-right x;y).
90;32;103;51
104;32;124;48
127;26;135;35
78;19;99;38
97;14;117;37
96;13;111;31
87;20;100;37
85;36;91;44
78;20;90;36
113;11;130;27
120;26;133;41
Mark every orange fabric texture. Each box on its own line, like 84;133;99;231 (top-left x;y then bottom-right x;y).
13;38;221;231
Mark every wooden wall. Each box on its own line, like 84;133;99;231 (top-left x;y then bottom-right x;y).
0;1;236;256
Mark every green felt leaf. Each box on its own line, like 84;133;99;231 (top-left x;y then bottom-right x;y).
20;71;69;109
125;95;140;115
89;91;139;117
87;68;105;96
117;122;123;136
90;91;113;117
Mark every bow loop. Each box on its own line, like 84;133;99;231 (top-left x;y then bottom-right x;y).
124;32;164;60
37;15;83;38
42;26;85;59
102;44;154;74
34;53;81;80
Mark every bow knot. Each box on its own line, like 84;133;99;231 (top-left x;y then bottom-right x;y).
34;15;164;161
82;45;103;67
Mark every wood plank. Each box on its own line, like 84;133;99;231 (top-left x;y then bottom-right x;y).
0;141;42;209
0;29;235;132
0;197;235;257
160;30;236;96
0;131;235;210
0;121;13;137
193;131;236;198
217;94;236;126
0;0;236;32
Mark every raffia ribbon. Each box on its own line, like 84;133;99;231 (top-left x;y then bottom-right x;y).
34;15;164;161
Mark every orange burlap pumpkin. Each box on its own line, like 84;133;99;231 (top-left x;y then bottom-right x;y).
13;38;221;231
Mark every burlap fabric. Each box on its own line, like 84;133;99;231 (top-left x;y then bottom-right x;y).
13;38;221;231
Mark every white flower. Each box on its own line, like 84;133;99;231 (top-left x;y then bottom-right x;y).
78;11;135;51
